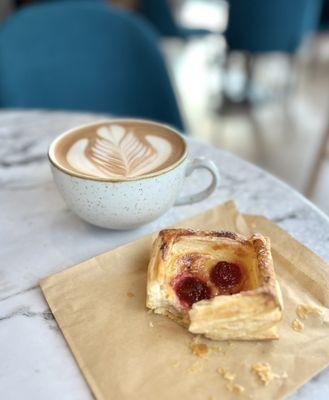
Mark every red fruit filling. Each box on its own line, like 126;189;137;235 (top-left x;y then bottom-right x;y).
174;276;211;308
210;261;242;292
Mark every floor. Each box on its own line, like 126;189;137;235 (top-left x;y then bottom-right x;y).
164;1;329;216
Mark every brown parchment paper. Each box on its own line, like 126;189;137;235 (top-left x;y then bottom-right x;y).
40;201;329;400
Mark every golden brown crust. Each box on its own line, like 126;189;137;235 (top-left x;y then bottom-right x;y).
158;229;250;259
146;229;283;341
241;235;283;310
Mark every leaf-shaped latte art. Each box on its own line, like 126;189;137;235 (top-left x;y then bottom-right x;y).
66;125;173;179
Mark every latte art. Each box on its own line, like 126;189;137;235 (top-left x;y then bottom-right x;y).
66;125;173;179
50;120;186;181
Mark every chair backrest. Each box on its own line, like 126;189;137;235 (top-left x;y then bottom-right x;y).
0;2;184;130
225;0;323;53
31;0;185;38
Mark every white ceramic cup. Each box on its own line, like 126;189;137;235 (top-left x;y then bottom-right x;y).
48;119;220;229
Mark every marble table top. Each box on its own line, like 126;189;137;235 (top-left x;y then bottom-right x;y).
1;110;329;400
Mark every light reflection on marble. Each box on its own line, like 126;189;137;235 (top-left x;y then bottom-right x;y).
0;110;329;399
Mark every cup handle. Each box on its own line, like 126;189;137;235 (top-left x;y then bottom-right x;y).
174;157;220;206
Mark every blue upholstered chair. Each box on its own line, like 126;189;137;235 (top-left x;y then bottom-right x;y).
225;0;323;54
221;0;323;105
0;2;184;130
24;0;212;39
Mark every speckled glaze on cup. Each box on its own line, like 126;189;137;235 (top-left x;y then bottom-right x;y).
48;119;220;229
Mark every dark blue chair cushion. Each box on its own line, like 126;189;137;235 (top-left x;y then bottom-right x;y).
0;1;184;130
226;0;323;53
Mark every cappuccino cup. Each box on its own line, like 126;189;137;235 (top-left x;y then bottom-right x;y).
48;119;220;229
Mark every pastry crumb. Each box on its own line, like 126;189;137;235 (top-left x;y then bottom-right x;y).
296;304;323;320
191;343;210;358
172;361;180;368
190;335;221;354
127;291;135;298
188;362;203;373
251;362;274;386
251;362;287;386
191;334;202;343
149;321;154;328
225;382;245;394
217;367;236;381
292;319;304;332
209;343;222;352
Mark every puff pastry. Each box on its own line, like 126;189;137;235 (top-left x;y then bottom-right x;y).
146;229;283;340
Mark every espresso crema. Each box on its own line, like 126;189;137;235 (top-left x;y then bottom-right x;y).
50;121;186;180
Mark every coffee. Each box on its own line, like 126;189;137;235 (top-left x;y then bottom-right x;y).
50;120;186;180
49;119;220;229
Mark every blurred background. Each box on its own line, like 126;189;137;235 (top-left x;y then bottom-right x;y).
0;0;328;214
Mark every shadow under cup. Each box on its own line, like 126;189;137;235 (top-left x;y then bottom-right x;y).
48;119;219;229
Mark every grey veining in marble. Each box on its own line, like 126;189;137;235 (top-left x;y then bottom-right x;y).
1;110;329;400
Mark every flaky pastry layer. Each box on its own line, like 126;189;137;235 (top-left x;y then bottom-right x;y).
146;229;283;340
